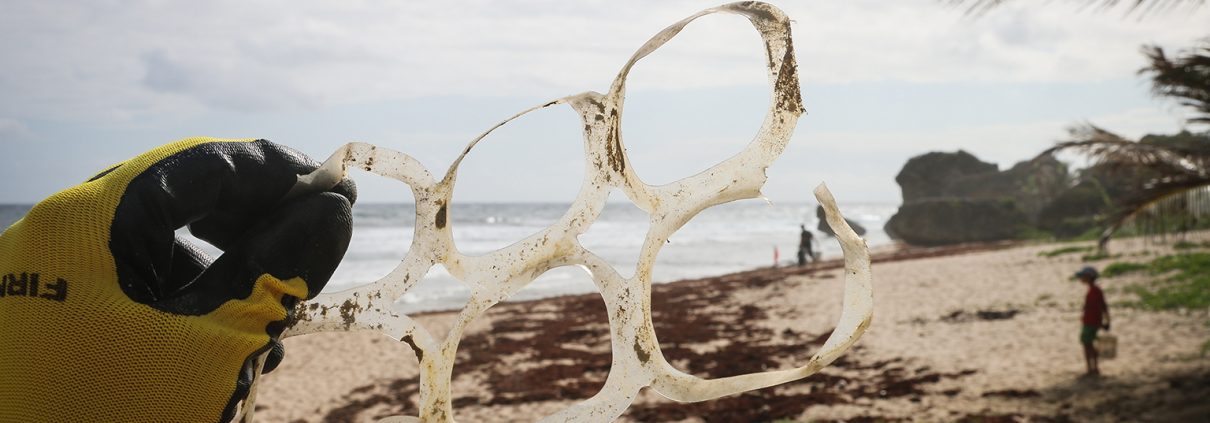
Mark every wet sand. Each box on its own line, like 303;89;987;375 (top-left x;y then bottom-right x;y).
256;233;1210;422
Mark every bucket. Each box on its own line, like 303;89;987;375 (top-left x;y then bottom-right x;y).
1095;333;1117;359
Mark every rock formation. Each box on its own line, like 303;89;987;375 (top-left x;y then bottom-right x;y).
895;150;997;203
886;151;1068;246
888;132;1209;246
885;198;1027;245
817;205;866;237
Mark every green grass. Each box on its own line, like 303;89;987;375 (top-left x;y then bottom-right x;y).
1174;240;1210;250
1102;262;1148;277
1174;240;1198;250
1072;226;1107;241
1122;253;1210;311
1116;253;1210;357
1081;252;1119;261
1017;227;1056;241
1038;245;1093;258
1150;253;1210;275
1130;282;1210;310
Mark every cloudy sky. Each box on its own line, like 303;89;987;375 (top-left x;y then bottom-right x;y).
1;0;1207;205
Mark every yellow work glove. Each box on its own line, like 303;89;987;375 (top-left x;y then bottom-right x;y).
0;138;355;422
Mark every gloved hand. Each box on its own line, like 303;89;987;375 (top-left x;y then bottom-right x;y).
0;138;355;422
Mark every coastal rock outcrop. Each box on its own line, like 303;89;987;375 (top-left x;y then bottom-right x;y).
816;205;866;237
886;151;1068;246
1036;179;1111;238
889;131;1209;246
895;151;997;203
885;198;1027;245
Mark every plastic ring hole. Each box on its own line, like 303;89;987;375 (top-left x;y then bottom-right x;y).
458;265;613;409
618;13;769;187
449;105;586;254
325;167;418;293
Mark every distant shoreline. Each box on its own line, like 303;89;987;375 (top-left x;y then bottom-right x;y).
411;239;1019;316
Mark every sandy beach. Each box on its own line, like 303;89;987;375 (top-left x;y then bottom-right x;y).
255;232;1210;422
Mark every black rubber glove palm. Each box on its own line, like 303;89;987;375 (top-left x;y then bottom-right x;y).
0;138;355;422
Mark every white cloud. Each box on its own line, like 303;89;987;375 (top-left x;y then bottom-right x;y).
787;1;1210;85
804;106;1186;166
1;0;1206;203
0;118;30;141
773;105;1190;202
1;0;1207;123
139;49;321;112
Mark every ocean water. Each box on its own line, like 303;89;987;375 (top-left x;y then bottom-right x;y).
0;201;895;312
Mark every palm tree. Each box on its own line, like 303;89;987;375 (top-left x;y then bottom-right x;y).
1142;42;1210;125
1038;40;1210;249
946;1;1209;248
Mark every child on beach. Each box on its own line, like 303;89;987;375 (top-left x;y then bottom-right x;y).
1076;266;1111;376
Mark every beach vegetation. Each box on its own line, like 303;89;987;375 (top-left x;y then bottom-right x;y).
1174;240;1210;250
1121;253;1210;310
1102;261;1148;277
1038;245;1093;257
1071;226;1107;241
1129;282;1210;310
1030;37;1210;250
1080;251;1119;261
1149;252;1210;274
1017;227;1057;241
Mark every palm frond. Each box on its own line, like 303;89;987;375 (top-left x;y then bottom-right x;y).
1038;125;1210;178
1037;125;1210;248
1107;177;1210;223
1101;183;1210;247
1141;42;1210;124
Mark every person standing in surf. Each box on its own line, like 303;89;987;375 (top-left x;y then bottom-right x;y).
797;225;814;266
